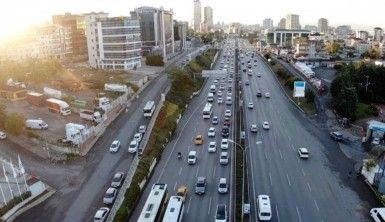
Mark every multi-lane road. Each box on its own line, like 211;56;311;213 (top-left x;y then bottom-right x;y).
239;39;376;222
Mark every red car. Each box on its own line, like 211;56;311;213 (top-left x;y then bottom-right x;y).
224;119;231;126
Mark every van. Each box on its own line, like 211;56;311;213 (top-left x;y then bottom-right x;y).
370;208;385;222
26;119;48;130
225;96;232;105
257;195;272;221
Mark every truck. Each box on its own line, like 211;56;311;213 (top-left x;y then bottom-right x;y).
43;87;62;99
94;97;111;111
26;92;45;106
104;83;128;93
65;123;91;145
26;119;48;130
79;110;103;123
46;98;71;115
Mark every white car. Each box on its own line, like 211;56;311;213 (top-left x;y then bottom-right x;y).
257;73;261;77
225;109;231;117
188;151;197;165
298;148;309;159
250;124;258;133
265;92;270;98
372;137;380;145
218;98;223;104
128;140;138;153
94;207;110;222
134;133;142;143
208;141;217;153
218;178;228;194
247;102;254;109
217;91;223;97
0;131;6;140
262;122;270;130
220;152;229;165
208;127;216;137
103;187;118;205
109;140;121;152
221;139;229;149
138;125;146;134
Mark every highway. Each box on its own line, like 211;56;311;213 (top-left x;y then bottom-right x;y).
130;39;236;222
239;39;374;222
14;50;192;222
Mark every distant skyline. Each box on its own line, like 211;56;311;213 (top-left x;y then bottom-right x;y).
1;0;384;39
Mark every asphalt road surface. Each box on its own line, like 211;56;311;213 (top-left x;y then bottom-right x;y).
239;40;376;222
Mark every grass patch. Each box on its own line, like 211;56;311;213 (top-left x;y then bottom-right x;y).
299;100;317;115
356;103;376;120
66;153;79;161
165;102;179;119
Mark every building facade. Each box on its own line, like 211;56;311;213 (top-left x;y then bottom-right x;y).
262;18;274;30
335;25;352;39
356;30;369;41
304;25;318;32
52;13;87;57
203;6;213;32
278;18;286;29
374;27;383;42
193;0;202;31
174;20;187;52
130;7;175;61
318;18;328;34
85;12;142;70
266;29;310;47
286;14;300;30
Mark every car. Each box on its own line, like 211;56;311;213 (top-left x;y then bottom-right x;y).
188;151;197;165
225;109;231;117
208;127;216;137
262;122;270;130
214;79;219;85
134;133;142;143
109;140;121;152
94;207;110;222
215;204;227;222
176;185;188;202
298;148;309;159
221;139;229;149
195;135;203;145
103;187;118;205
245;81;250;86
250;124;258;133
372;137;381;145
217;91;223;97
257;73;261;77
208;141;217;153
265;92;270;98
138;125;146;134
195;177;207;195
217;97;223;104
111;172;125;188
128;140;138;153
221;126;230;137
223;118;231;126
256;91;262;97
227;92;232;97
330;131;343;141
218;178;228;194
257;195;272;221
0;131;6;140
212;116;219;125
247;102;254;109
220;152;229;165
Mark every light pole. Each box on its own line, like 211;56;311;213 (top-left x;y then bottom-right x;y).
365;75;370;93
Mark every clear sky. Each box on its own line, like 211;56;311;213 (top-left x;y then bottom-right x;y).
1;0;384;39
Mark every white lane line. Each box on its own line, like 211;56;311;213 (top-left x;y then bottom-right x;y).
307;182;312;192
264;151;268;160
212;167;216;178
286;173;291;186
296;206;302;222
256;141;263;144
290;144;295;151
187;197;192;213
288;135;292;141
279;149;283;159
178;167;182;175
208;197;212;214
276;204;281;222
302;168;306;177
297;156;300;163
269;172;273;186
314;199;320;212
173;182;177;191
195;166;200;177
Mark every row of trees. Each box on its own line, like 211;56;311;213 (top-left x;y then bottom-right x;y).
0;104;25;135
145;54;164;66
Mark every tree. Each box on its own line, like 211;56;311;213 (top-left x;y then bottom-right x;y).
145;55;164;66
305;89;315;104
325;41;341;55
333;87;358;120
0;103;6;128
362;48;381;60
5;112;25;135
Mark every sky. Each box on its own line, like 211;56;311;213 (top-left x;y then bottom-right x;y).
1;0;384;39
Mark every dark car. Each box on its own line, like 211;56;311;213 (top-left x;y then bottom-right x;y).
256;91;262;97
224;119;231;126
222;126;230;137
330;131;343;141
243;69;246;73
195;177;207;195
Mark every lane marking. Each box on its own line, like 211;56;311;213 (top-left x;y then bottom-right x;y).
307;182;312;192
286;173;291;186
279;149;283;159
187;197;192;213
208;197;212;215
302;168;306;177
290;144;295;151
212;167;216;178
195;166;200;178
296;206;302;222
178;167;182;175
269;172;273;186
276;204;281;222
314;199;320;212
288;135;292;141
264;151;268;160
297;156;300;163
256;141;263;144
174;182;177;191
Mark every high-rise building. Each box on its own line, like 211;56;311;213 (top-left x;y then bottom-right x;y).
318;18;328;33
335;25;351;39
174;21;187;51
278;18;286;29
130;7;175;61
203;6;213;32
52;13;87;57
193;0;202;31
374;27;383;42
262;18;274;30
286;14;300;30
304;25;318;32
356;30;369;41
85;12;142;70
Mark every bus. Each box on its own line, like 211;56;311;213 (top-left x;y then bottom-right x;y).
162;196;184;222
202;103;213;119
138;184;169;222
370;208;385;222
144;101;156;117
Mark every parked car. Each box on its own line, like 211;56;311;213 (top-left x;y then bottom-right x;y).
298;148;309;159
128;140;138;153
94;207;110;222
103;187;117;205
195;177;207;195
111;172;125;188
0;131;6;140
330;131;343;141
138;125;146;134
109;140;121;152
134;133;142;143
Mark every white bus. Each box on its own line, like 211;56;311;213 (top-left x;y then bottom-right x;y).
207;93;214;102
138;184;169;222
371;208;385;222
202;103;213;119
162;196;184;222
144;101;156;117
210;84;216;94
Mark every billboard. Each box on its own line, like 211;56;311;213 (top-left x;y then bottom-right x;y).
293;81;306;97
